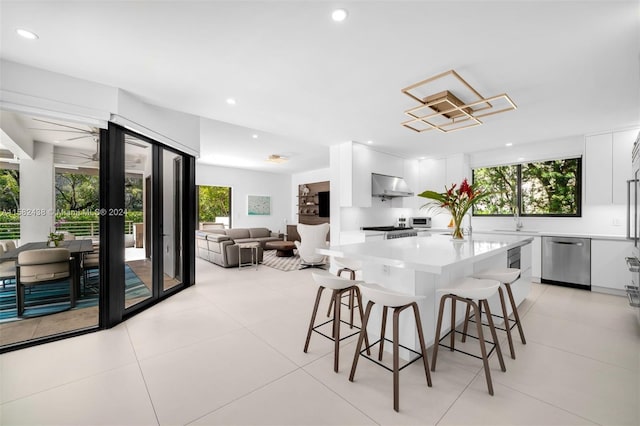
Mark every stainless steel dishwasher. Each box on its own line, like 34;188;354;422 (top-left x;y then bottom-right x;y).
541;236;591;290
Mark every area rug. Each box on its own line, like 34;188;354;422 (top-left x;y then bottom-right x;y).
0;265;149;321
262;249;301;272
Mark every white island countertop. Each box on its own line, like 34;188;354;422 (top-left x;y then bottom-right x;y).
318;232;533;274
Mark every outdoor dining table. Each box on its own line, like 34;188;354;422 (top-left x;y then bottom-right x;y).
0;239;95;306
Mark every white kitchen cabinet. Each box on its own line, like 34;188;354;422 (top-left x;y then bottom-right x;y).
585;129;638;205
591;239;632;293
612;129;638;204
585;133;613;205
348;143;406;208
531;236;541;281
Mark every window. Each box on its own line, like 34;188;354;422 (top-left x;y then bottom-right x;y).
198;185;231;228
473;157;581;217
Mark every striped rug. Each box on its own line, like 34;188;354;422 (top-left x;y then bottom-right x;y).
0;265;150;321
262;249;301;272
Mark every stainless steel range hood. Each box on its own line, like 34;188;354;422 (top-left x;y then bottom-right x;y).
371;173;414;199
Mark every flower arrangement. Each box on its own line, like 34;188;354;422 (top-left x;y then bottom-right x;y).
47;231;64;247
418;178;491;239
47;219;66;247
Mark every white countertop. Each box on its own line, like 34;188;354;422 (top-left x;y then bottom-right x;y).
355;227;628;241
319;232;533;274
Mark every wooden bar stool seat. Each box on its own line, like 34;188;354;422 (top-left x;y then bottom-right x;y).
304;271;369;372
349;283;432;412
431;277;506;396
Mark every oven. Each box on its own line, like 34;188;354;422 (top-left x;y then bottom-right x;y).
409;217;431;228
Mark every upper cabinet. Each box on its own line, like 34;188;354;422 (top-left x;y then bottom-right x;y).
612;129;638;204
343;143;409;208
585;129;638;205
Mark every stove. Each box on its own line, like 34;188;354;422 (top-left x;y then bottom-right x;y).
361;226;418;239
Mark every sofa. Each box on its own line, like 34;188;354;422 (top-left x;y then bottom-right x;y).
196;227;283;268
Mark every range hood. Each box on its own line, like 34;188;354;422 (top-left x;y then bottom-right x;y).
371;173;414;199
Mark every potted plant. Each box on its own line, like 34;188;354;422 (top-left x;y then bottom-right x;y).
418;178;490;239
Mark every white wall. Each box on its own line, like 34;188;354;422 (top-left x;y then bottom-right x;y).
196;163;291;233
0;60;200;157
19;141;54;243
114;90;200;156
0;59;115;124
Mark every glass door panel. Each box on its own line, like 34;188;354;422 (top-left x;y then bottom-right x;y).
162;149;183;291
123;135;152;309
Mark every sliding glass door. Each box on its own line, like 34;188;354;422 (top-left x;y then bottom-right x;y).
102;123;194;326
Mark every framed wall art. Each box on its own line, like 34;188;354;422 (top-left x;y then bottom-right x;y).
247;195;271;215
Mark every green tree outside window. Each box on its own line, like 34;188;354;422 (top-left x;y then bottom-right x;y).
473;158;581;216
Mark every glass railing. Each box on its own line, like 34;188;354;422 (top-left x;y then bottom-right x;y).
0;221;137;240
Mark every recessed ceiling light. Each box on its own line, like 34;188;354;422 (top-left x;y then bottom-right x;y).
419;157;425;160
252;134;258;139
366;140;373;144
16;28;39;40
505;143;513;147
226;98;236;105
331;9;348;22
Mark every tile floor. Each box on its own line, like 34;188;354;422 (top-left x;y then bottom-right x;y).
1;258;638;425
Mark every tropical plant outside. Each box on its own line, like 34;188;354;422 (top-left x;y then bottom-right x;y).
198;185;230;223
473;158;580;216
0;170;143;239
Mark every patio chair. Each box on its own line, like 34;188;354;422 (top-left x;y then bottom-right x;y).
0;245;16;288
16;248;73;316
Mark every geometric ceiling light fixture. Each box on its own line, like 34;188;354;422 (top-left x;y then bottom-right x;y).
401;69;517;133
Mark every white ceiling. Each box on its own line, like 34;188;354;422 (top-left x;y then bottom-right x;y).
1;0;639;174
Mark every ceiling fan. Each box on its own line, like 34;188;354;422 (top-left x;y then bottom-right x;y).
30;118;149;148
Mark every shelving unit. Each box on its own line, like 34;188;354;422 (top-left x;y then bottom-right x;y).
297;181;329;225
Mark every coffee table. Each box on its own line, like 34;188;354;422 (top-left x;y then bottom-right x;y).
265;240;296;257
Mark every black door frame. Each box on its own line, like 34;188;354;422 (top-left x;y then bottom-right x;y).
100;123;195;328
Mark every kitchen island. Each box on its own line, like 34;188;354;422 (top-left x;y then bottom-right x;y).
317;232;534;351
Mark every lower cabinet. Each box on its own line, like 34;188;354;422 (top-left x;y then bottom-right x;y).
591;239;632;293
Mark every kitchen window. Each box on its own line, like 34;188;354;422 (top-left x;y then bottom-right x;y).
472;157;582;217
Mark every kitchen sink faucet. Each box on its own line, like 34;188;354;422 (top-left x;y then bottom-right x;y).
514;210;523;231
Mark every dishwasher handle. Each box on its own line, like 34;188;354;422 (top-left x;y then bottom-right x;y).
550;241;584;246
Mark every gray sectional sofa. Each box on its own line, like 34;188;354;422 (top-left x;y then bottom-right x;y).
196;227;283;268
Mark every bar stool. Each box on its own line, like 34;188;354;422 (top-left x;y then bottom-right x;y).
465;268;526;359
349;283;432;412
327;257;363;325
431;278;506;396
304;271;369;372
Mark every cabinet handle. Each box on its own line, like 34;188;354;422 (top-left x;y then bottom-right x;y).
627;179;637;240
550;241;583;246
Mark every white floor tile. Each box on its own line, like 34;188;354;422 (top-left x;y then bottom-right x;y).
0;363;157;425
0;325;137;403
139;328;298;425
439;373;598;425
125;303;244;360
190;369;376;425
524;311;640;370
493;340;639;425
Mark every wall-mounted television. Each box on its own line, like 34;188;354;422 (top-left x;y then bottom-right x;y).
318;191;330;217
